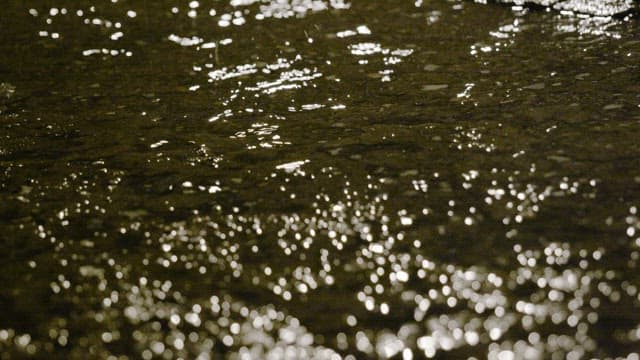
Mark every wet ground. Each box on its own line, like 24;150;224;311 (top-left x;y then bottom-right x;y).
1;0;640;359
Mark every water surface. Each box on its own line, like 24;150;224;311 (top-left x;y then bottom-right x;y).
1;0;640;359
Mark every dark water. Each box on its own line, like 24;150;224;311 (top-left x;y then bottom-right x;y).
1;0;640;359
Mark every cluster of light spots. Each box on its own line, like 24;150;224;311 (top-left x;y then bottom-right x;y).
231;122;290;150
168;34;204;47
180;180;223;195
159;1;370;121
82;48;132;57
97;273;341;359
472;0;626;51
208;64;258;81
350;43;392;56
255;0;350;19
168;0;351;26
470;18;523;56
336;25;372;38
31;5;137;57
456;82;477;105
193;52;343;119
476;0;634;17
217;11;248;27
452;126;497;152
3;156;640;358
552;0;634;16
555;15;623;38
248;68;323;95
188;144;224;168
626;206;640;246
347;43;413;80
0;330;37;355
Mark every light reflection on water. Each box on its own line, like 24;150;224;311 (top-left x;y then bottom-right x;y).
1;0;640;359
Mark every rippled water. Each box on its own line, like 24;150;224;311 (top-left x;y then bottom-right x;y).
1;0;640;359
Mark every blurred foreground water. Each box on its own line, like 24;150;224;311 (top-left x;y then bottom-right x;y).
1;0;640;359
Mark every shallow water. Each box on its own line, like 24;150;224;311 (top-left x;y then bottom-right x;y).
1;0;640;359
